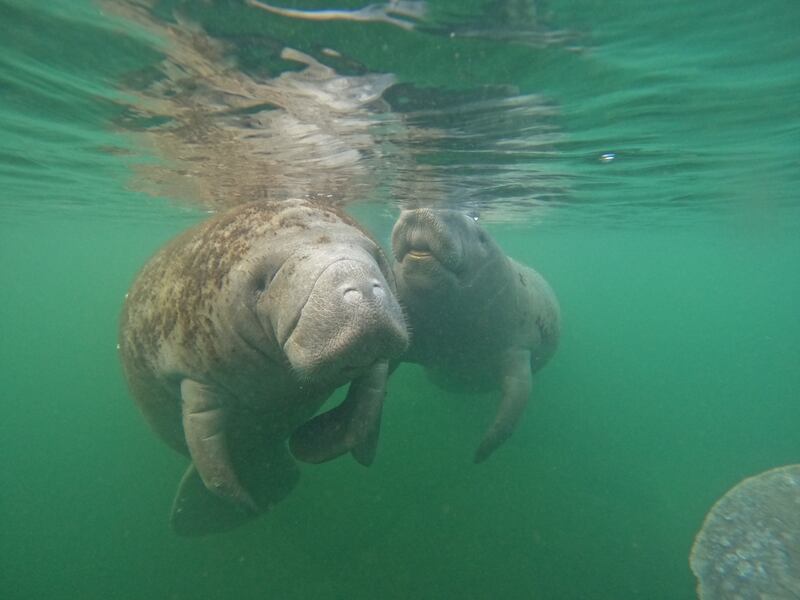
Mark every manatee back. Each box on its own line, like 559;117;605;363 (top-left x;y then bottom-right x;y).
509;258;560;373
118;202;288;450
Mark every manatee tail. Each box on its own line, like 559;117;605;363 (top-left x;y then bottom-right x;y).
170;444;299;536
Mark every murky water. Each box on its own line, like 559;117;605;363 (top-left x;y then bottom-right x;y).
1;1;799;598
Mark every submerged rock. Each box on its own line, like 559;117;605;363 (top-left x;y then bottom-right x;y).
690;464;800;599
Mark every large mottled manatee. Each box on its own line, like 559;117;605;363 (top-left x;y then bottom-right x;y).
390;208;560;462
119;199;408;535
690;464;800;599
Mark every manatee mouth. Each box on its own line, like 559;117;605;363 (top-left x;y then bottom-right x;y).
397;239;459;273
396;236;438;262
396;237;434;262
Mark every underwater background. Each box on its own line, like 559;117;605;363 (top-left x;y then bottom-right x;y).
1;0;799;598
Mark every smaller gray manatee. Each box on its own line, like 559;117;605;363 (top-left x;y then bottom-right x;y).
119;199;408;535
391;208;560;462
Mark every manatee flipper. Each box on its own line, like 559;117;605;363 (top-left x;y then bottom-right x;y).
180;379;257;512
171;443;300;536
474;349;532;463
346;359;390;466
290;360;389;466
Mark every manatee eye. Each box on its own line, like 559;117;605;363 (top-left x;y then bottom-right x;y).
477;231;488;244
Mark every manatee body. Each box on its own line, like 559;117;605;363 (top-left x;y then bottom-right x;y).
391;208;560;462
119;199;408;535
690;464;800;599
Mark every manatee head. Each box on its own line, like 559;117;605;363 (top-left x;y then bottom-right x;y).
248;240;409;386
391;208;507;294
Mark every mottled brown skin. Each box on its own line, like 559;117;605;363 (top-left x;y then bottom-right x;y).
391;208;560;462
119;199;408;535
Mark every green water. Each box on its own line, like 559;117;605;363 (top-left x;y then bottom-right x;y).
1;1;799;598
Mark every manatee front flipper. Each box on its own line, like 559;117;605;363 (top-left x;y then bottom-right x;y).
180;379;257;512
346;359;390;466
474;349;532;463
290;360;389;466
171;443;299;536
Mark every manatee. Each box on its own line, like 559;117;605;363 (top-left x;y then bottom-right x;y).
690;464;800;599
119;199;408;535
391;208;560;462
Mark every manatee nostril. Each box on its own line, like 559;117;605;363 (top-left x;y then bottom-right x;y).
343;287;362;302
342;281;384;302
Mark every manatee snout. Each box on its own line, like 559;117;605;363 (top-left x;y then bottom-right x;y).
283;258;408;381
391;208;464;272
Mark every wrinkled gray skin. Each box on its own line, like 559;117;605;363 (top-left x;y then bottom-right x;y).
690;464;800;599
119;199;408;535
391;208;560;462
